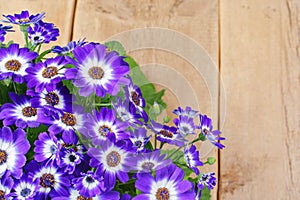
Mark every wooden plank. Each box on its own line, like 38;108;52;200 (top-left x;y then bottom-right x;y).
220;0;300;199
74;0;220;199
0;0;76;46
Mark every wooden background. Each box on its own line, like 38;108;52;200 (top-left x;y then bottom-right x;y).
1;0;299;199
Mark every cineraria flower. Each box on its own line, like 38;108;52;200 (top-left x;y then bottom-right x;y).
34;132;61;165
27;82;72;113
133;164;195;200
80;107;129;145
53;187;120;200
173;106;198;118
0;24;13;43
112;97;142;126
26;56;68;92
52;38;86;55
174;115;196;136
0;43;37;83
11;175;39;200
59;148;82;174
2;10;45;25
149;120;185;147
26;161;70;199
129;128;151;153
40;105;85;144
0;93;40;128
0;127;30;179
198;172;217;190
136;150;171;173
28;21;59;45
72;171;105;197
88;141;136;186
199;114;225;149
184;145;203;175
124;82;148;122
65;43;130;97
0;172;13;200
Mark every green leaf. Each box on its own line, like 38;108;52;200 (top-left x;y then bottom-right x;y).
104;41;126;56
26;125;48;162
200;186;211;200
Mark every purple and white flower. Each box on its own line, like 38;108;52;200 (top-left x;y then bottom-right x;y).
173;106;198;118
11;175;39;200
0;43;37;83
65;43;130;97
124;82;148;122
34;132;61;165
52;38;86;55
129;128;151;153
0;93;40;128
149;120;185;147
26;161;70;199
2;10;45;25
136;150;171;173
27;82;72;113
88;141;136;186
0;172;13;200
80;108;129;145
72;171;105;197
184;145;203;175
59;148;83;174
0;24;13;43
199;114;225;149
0;127;30;179
174;115;197;136
134;164;195;200
26;56;68;92
112;97;142;126
28;21;59;45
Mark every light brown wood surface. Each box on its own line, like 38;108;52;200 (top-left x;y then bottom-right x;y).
1;0;299;199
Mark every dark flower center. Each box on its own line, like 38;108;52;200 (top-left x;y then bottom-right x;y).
134;140;143;148
50;145;57;154
159;130;173;138
88;66;104;79
131;91;140;106
106;151;121;167
85;175;95;183
203;128;209;135
22;106;37;117
40;173;55;188
18;18;30;23
0;190;5;200
61;112;76;126
42;66;58;78
156;187;170;200
5;59;21;71
45;92;59;106
20;188;31;197
77;196;92;200
69;154;77;162
141;161;155;171
98;125;111;137
0;150;7;165
34;36;40;41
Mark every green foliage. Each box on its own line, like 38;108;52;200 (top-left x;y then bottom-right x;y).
200;186;211;200
26;125;48;162
104;41;126;56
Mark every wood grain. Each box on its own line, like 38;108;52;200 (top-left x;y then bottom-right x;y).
219;0;300;199
0;0;76;46
73;0;219;199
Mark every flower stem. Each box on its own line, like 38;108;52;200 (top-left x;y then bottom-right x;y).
93;103;111;107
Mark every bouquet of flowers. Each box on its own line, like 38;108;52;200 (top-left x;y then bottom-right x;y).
0;11;225;200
